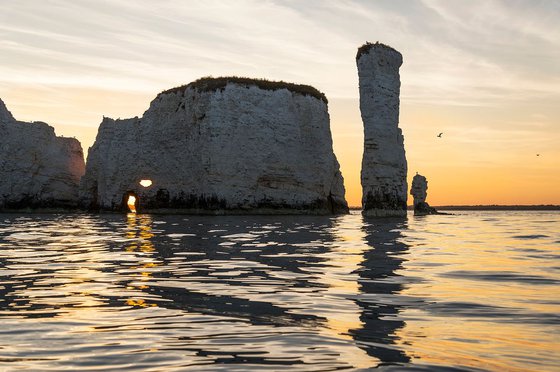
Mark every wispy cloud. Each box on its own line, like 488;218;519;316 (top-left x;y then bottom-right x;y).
1;0;558;104
1;0;559;205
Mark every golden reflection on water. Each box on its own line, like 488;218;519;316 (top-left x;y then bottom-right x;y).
392;213;560;371
124;213;158;307
1;211;558;371
319;215;375;369
396;318;560;372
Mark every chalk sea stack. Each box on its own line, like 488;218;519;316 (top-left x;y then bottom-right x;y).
80;77;348;214
410;173;438;215
0;99;85;210
357;42;408;217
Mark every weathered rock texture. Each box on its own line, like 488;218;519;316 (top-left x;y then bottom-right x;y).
410;173;438;216
81;77;348;214
0;99;85;209
357;42;408;217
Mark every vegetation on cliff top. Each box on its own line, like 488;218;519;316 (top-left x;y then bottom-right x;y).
158;76;328;104
356;41;400;60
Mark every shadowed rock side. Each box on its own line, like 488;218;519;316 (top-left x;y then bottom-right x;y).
357;43;408;217
81;77;348;214
410;173;439;216
0;99;85;210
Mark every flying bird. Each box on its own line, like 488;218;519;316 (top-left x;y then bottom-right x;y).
437;132;443;138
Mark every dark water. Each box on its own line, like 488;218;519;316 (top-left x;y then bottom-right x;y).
0;211;558;371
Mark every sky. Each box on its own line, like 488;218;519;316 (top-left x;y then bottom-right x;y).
1;0;559;206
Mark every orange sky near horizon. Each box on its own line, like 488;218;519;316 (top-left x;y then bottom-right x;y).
5;86;558;207
1;1;558;207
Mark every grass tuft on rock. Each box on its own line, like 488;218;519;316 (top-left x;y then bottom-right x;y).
356;41;399;60
158;76;328;104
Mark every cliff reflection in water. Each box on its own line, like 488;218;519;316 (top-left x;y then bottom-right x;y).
350;218;411;365
119;213;412;367
125;214;333;329
1;211;559;371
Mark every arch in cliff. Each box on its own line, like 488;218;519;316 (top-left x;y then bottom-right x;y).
123;190;139;213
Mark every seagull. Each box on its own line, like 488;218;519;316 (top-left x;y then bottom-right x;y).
437;132;443;138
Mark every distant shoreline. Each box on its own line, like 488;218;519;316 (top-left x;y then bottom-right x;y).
432;205;560;211
349;205;560;211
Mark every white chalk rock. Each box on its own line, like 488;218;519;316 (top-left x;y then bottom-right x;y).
357;43;408;217
410;173;428;205
0;99;86;209
410;173;438;215
81;77;348;214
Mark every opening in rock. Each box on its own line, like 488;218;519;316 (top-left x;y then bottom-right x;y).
127;195;137;213
139;179;152;187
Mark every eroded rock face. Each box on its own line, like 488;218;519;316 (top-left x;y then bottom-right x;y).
410;174;427;205
0;99;86;209
357;42;408;217
410;173;438;216
81;78;348;214
0;99;14;122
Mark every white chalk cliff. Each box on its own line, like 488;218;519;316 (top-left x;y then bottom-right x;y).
81;77;348;214
410;173;438;215
357;42;408;217
0;99;86;209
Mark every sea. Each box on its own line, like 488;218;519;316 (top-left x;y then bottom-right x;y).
0;211;558;371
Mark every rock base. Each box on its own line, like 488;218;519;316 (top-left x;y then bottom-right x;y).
413;201;439;216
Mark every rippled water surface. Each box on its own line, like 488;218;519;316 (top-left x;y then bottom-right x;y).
1;211;559;371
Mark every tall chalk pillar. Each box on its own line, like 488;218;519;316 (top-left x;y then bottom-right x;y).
357;42;408;217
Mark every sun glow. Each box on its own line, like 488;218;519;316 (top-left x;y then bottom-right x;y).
139;179;152;187
127;195;137;213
